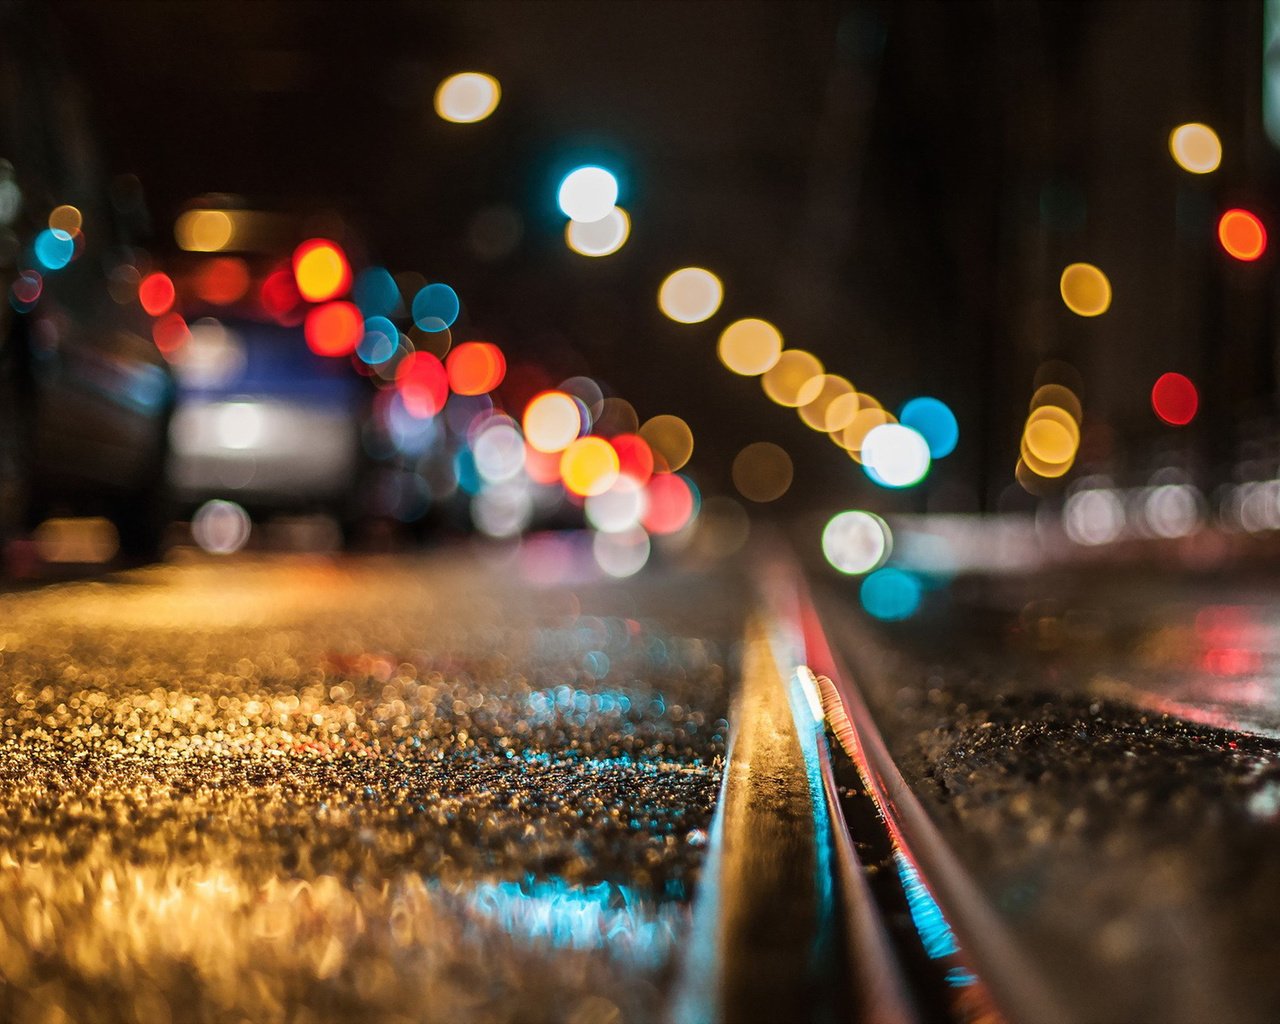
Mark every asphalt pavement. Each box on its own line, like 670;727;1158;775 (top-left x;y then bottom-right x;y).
0;541;742;1024
819;566;1280;1024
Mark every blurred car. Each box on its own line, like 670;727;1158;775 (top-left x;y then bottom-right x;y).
160;201;372;528
0;1;174;562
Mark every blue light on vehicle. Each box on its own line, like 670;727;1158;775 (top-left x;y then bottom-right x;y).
899;397;959;458
860;567;922;621
34;228;74;270
352;266;400;318
412;282;460;332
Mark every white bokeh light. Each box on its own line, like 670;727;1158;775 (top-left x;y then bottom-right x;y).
557;167;619;223
821;510;892;575
585;476;648;533
192;499;251;555
566;207;630;256
592;526;651;578
861;424;931;488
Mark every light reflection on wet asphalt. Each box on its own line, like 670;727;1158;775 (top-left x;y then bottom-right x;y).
0;544;740;1024
832;568;1280;1024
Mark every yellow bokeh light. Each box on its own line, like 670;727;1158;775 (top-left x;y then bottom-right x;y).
718;318;783;376
762;350;824;407
1020;441;1074;478
658;267;723;324
565;207;630;257
523;391;582;453
48;204;82;235
798;375;855;432
293;244;349;303
560;437;620;497
1026;405;1080;450
823;392;861;433
1030;383;1082;424
175;209;235;252
638;414;694;472
1016;457;1059;493
1024;415;1077;465
1169;123;1222;174
434;72;501;124
836;407;895;459
1059;263;1111;317
732;442;793;502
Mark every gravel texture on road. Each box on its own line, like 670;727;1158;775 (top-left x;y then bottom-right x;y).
823;571;1280;1024
0;545;740;1024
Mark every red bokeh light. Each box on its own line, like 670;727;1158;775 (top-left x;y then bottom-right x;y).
152;312;191;356
642;473;695;535
304;301;363;357
1218;209;1267;261
194;257;251;305
260;268;305;325
1151;372;1198;425
446;341;507;396
138;273;175;316
524;444;563;485
396;352;449;419
611;433;655;484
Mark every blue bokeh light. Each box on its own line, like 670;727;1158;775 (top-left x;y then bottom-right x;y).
34;228;74;271
860;567;923;621
357;316;398;365
412;282;460;332
899;397;959;458
352;267;401;318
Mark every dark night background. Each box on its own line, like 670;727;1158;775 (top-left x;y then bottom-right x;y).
44;0;1280;513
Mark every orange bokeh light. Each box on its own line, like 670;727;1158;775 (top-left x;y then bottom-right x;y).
1218;209;1267;261
292;239;352;301
560;437;621;497
446;341;507;396
194;257;250;305
138;272;175;316
304;301;363;357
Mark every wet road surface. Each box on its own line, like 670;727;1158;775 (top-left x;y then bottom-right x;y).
819;567;1280;1024
0;542;742;1024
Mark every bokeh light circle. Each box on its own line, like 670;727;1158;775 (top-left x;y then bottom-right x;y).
639;415;694;472
611;433;655;483
560;437;621;497
732;442;793;502
822;511;891;575
1151;372;1199;425
718;318;783;376
523;391;584;453
762;350;824;407
558;166;619;223
292;239;351;302
658;267;723;324
593;526;651;578
1169;123;1222;174
434;72;501;124
1059;263;1111;317
799;375;856;432
412;282;461;332
34;228;74;271
1218;209;1267;261
861;424;931;488
304;301;362;357
642;474;697;534
138;272;176;316
175;209;234;252
396;352;449;419
860;568;922;621
585;476;648;533
357;317;399;366
899;397;959;458
192;499;251;555
566;207;630;256
446;341;507;395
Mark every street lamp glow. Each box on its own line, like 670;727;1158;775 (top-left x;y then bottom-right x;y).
565;206;630;256
434;72;501;123
557;166;619;223
861;423;931;488
658;267;723;324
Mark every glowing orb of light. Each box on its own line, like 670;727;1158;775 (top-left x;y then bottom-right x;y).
304;301;363;357
447;341;507;395
1059;262;1111;317
560;437;621;497
566;207;630;256
642;473;697;535
860;567;922;621
1218;209;1267;261
557;166;619;223
138;272;176;316
1151;372;1198;425
821;510;891;575
732;442;793;502
412;282;461;332
592;526;651;578
523;391;584;453
639;414;693;472
434;72;501;124
585;476;648;533
718;318;783;376
1169;123;1222;174
396;352;449;419
861;424;931;488
292;239;351;302
762;350;824;407
34;228;74;271
658;267;723;324
898;397;959;458
175;209;234;252
192;499;251;555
